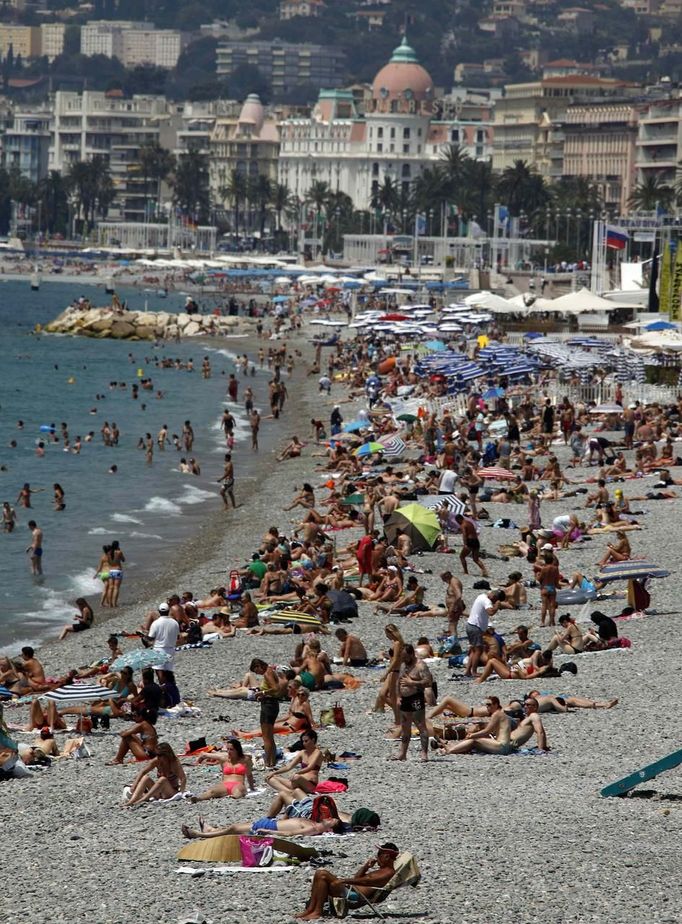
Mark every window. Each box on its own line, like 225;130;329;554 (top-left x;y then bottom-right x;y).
372;162;379;176
402;163;411;177
377;143;383;152
377;127;383;138
417;128;422;137
390;127;396;139
403;127;410;139
451;129;460;143
390;143;395;152
403;144;409;154
477;129;485;142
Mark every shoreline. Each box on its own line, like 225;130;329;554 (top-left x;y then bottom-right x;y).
3;325;680;924
1;327;302;657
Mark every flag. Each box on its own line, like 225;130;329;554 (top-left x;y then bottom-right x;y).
415;213;427;236
659;242;672;315
671;241;682;322
648;247;659;313
605;224;629;250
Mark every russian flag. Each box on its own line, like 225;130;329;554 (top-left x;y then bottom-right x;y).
605;224;629;250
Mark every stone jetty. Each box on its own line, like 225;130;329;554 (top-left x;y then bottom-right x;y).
43;306;244;340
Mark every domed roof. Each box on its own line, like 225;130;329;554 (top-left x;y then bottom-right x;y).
238;93;264;131
371;38;433;103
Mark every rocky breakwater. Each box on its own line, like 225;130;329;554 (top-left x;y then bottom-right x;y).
43;306;245;340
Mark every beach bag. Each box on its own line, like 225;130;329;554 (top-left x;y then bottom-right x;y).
448;653;467;668
315;780;348;794
229;570;241;594
185;621;202;645
311;794;339;822
184;736;207;756
319;708;335;727
285;796;314;819
438;635;462;657
350;808;380;830
239;836;274;868
71;739;93;760
332;703;346;728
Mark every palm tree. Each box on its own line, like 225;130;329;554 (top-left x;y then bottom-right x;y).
495;159;550;216
66;156;115;232
412;166;450;231
461;158;494;224
171;149;210;223
305;181;331;254
629;173;674;212
36;171;69;235
439;143;470;207
222;169;248;240
370;177;401;226
270;182;294;240
138;142;175;221
249;174;272;244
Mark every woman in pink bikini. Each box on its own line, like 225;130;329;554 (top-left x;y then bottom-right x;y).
190;739;255;801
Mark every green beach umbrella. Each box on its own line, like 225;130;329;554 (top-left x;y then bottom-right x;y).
396;413;418;423
353;441;385;457
384;503;441;552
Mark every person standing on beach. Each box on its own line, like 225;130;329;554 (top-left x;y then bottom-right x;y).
455;515;489;577
250;409;260;451
395;644;432;762
144;602;179;672
218;453;236;509
26;520;43;575
108;541;125;608
251;658;286;770
221;408;235;446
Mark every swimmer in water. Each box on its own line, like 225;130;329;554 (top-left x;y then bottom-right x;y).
53;484;65;511
3;502;17;533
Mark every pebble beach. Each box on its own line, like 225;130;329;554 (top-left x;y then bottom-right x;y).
2;323;681;924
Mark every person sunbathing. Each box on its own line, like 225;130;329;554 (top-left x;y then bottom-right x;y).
201;613;236;638
284;483;316;511
190;739;255;801
207;669;262;700
29;668;136;730
546;614;584;654
500;572;527;609
517;690;618;712
181;815;343;840
107;707;158;764
598;530;631;569
125;742;186;807
439;696;514;754
294;844;399;921
266;729;322;799
277;435;303;462
473;649;554;684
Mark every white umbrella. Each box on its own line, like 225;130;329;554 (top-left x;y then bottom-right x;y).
417;494;466;516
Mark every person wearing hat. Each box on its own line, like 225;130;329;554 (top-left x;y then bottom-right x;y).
295;843;400;920
143;602;179;672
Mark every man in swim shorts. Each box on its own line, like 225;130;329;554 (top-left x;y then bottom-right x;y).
181;815;342;840
295;843;400;921
27;520;43;575
439;696;513;755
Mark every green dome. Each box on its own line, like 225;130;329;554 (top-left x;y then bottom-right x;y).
389;36;419;65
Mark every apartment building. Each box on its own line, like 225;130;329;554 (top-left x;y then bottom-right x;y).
2;110;51;183
50;90;167;221
216;40;346;97
634;93;682;188
493;76;632;180
81;21;182;68
40;23;66;62
121;29;183;69
562;100;640;213
279;0;324;18
209;94;280;209
0;25;40;59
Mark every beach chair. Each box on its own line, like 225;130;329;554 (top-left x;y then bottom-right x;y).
329;852;421;920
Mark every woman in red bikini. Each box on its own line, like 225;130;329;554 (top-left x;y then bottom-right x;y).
190;739;255;801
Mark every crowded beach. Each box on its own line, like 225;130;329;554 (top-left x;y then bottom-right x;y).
1;284;681;924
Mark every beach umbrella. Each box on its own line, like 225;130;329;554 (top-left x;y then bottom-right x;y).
44;683;123;704
645;320;677;331
425;339;447;351
378;436;406;457
110;649;169;673
354;441;385;457
396;413;418;423
483;386;505;400
343;420;368;433
379;313;410;321
343;280;363;289
265;609;321;628
272;295;290;303
589;403;623;415
477;466;518;481
596;561;670;584
417;494;466;516
385;504;441;552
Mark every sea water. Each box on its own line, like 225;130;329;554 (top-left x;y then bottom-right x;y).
0;280;258;653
